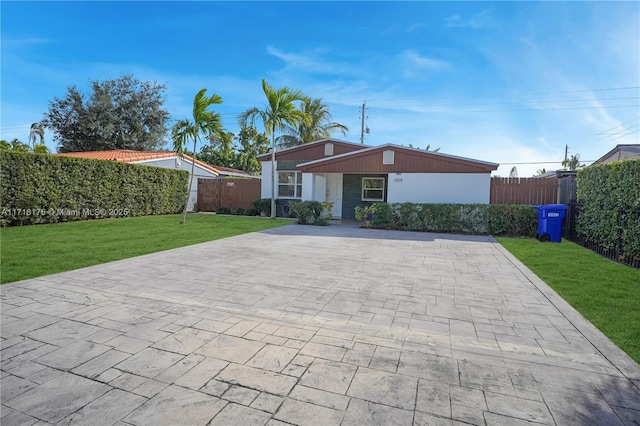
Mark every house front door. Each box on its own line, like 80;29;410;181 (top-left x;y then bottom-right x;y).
325;174;343;219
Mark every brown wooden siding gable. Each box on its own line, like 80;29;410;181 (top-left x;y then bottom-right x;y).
299;149;496;173
257;140;367;162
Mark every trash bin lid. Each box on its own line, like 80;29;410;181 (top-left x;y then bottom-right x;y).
540;204;568;210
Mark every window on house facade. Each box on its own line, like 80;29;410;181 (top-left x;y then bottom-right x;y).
278;171;303;198
383;150;394;164
362;177;385;201
325;143;334;156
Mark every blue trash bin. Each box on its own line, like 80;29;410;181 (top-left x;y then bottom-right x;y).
535;204;567;243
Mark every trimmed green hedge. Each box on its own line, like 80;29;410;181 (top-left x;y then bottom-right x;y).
290;200;334;226
1;151;189;226
253;198;271;216
216;207;257;216
576;159;640;258
355;203;537;237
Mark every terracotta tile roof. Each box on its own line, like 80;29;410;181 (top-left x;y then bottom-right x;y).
214;165;252;175
57;150;249;176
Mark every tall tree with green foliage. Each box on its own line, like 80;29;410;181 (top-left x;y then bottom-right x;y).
172;88;224;224
42;75;170;153
235;126;270;175
197;126;270;175
276;97;348;148
238;79;308;218
199;131;236;169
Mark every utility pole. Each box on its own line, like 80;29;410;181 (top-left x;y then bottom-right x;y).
360;101;366;144
563;144;569;169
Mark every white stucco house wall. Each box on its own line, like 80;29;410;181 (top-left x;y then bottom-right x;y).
257;139;499;219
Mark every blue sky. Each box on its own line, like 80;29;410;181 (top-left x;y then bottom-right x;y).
2;1;639;176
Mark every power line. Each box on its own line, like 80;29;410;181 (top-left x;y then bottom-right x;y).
604;130;640;145
0;125;31;131
586;117;640;147
368;104;639;115
368;96;640;109
2;124;636;139
367;86;640;103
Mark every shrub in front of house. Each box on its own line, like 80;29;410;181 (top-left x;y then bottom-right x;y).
216;207;232;215
355;203;537;237
576;159;640;260
253;198;271;216
0;151;189;226
290;201;334;226
215;207;258;216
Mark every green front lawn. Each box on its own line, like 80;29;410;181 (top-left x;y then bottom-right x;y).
1;214;292;284
497;237;640;363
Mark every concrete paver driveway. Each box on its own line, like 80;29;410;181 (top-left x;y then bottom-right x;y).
2;223;639;425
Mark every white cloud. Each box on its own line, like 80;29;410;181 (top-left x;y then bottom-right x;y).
266;46;351;75
445;10;494;29
401;49;449;71
406;23;425;33
1;37;56;48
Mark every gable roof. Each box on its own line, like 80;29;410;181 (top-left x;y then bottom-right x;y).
592;144;640;165
56;150;250;176
257;139;369;162
297;144;499;174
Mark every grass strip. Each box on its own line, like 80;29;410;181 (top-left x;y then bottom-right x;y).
1;214;292;284
497;237;640;364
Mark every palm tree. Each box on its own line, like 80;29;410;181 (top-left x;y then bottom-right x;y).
33;144;50;154
276;97;348;149
238;79;308;218
29;123;45;149
172;88;224;224
408;143;440;152
8;139;30;152
566;154;585;171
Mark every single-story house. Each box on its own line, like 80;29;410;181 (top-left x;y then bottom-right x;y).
258;139;499;219
57;150;254;211
591;144;640;165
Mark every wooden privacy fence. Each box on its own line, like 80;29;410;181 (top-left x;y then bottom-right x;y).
197;178;261;212
490;177;558;205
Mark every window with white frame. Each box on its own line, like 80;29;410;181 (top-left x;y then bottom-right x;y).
362;177;385;201
278;171;302;198
383;150;394;165
324;143;334;156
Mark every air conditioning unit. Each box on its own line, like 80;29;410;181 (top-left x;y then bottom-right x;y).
280;201;293;218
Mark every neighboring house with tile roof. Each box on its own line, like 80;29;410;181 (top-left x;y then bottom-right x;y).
57;150;254;211
258;139;498;219
591;144;640;165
